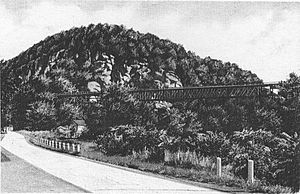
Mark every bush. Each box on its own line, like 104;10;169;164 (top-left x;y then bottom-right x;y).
57;102;83;126
229;129;278;181
196;131;231;164
273;132;300;192
85;85;137;136
229;129;300;192
26;101;56;131
159;109;202;152
96;125;152;155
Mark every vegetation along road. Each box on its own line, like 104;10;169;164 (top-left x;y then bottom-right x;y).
1;22;299;193
1;132;225;193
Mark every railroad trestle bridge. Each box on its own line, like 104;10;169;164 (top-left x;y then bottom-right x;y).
56;82;299;101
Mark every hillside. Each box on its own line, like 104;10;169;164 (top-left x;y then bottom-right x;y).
1;23;261;96
1;23;299;192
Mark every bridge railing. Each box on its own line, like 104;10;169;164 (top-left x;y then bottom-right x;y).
130;84;267;101
56;82;293;101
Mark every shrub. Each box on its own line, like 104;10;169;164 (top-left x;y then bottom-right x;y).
273;132;300;192
84;84;137;136
196;131;231;164
57;102;83;126
100;85;137;128
26;101;56;131
229;129;300;192
96;125;152;155
229;129;278;181
159;109;202;152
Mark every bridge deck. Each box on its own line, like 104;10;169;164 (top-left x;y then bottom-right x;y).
57;83;285;101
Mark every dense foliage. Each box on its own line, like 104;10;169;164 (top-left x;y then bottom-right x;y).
0;23;299;191
92;81;298;189
1;23;261;129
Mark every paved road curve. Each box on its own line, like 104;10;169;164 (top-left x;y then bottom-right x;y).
1;148;88;193
1;132;224;193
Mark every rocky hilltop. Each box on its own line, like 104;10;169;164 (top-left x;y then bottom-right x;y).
1;23;261;95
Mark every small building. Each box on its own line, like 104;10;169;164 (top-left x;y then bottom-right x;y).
7;125;13;131
55;126;72;138
70;120;87;138
2;125;13;133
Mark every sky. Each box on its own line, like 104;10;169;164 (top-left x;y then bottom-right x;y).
0;0;299;82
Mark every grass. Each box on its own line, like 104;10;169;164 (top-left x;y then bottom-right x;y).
78;141;293;193
18;130;294;193
79;144;245;193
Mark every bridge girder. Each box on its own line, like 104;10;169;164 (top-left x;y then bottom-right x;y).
56;83;286;101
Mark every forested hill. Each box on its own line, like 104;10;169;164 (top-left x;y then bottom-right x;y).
1;23;300;192
1;23;261;95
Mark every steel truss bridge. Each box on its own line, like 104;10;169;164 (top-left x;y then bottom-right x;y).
56;82;300;101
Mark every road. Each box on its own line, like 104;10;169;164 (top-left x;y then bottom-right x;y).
1;148;88;193
1;132;225;193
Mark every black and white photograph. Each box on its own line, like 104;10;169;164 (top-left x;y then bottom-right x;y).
1;0;299;193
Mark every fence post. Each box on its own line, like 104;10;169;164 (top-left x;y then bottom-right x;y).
58;142;62;149
217;157;222;177
164;149;170;162
62;142;66;150
67;143;70;151
72;144;76;152
248;160;254;184
77;144;81;153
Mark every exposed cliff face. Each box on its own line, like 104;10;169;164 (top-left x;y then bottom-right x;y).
1;23;261;97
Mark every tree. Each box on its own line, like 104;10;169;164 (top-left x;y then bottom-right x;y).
278;73;300;135
26;100;56;131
